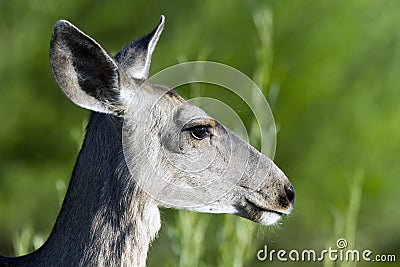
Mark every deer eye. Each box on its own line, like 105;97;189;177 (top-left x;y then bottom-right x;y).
190;126;209;140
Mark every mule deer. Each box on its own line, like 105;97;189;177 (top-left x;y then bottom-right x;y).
0;16;294;266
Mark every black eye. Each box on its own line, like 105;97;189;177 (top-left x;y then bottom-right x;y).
190;126;209;140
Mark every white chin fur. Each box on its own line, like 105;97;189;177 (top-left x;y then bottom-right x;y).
259;212;282;225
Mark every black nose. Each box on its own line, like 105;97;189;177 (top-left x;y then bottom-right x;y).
284;184;295;204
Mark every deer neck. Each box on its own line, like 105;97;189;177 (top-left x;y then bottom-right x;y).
34;112;161;266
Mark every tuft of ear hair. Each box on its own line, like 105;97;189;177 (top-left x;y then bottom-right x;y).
49;16;165;114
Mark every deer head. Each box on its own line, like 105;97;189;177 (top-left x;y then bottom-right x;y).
49;16;294;227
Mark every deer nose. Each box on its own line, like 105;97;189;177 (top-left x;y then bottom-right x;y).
284;184;295;205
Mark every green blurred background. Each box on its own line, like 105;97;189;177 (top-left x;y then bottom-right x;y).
0;0;399;266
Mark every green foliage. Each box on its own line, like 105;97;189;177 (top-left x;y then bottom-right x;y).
324;172;363;267
0;0;399;266
12;224;44;257
165;211;210;267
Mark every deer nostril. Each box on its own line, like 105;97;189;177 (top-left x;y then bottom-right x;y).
284;184;295;205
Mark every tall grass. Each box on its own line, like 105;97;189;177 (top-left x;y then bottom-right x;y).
12;224;44;256
324;171;364;267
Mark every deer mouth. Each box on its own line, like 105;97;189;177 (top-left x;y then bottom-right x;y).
238;197;286;225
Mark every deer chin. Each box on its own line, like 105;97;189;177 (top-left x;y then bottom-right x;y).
258;212;283;225
237;197;291;226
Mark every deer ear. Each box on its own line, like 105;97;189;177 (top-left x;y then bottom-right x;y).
50;20;120;114
114;15;165;80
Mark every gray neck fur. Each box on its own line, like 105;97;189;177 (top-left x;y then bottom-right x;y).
3;113;160;267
